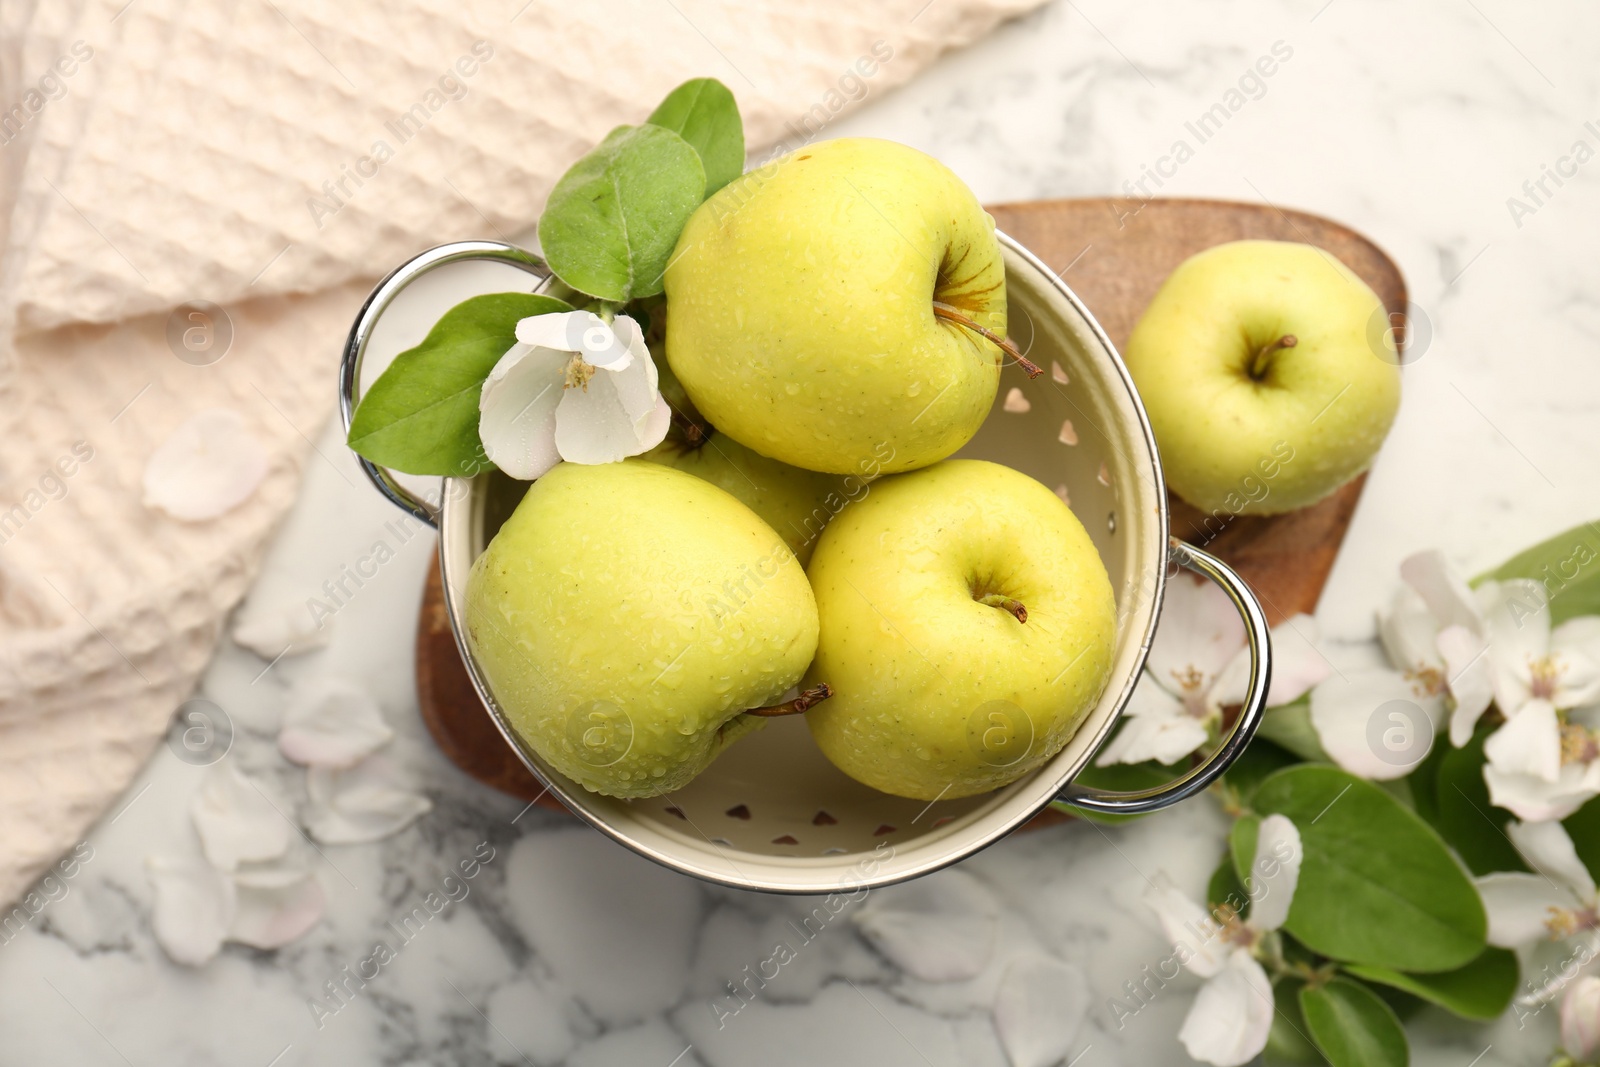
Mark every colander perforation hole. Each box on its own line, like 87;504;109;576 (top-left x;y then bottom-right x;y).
873;824;897;836
664;805;686;820
812;810;837;826
771;835;799;845
725;804;751;820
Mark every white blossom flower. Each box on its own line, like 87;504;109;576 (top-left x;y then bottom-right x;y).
478;310;670;480
1096;574;1329;766
1476;820;1600;1001
1311;550;1493;779
1144;814;1303;1067
1478;580;1600;821
1562;975;1600;1063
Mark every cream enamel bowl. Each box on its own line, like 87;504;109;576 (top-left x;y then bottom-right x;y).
339;237;1272;895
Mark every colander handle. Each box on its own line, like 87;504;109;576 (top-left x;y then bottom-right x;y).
339;240;552;529
1055;538;1272;816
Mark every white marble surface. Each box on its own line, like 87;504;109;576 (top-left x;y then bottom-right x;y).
5;0;1600;1063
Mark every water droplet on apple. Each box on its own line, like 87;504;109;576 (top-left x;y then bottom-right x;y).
906;382;923;397
785;382;800;396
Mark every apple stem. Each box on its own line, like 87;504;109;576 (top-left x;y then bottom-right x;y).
747;683;834;717
1249;334;1298;380
671;408;709;448
932;301;1042;379
976;593;1029;623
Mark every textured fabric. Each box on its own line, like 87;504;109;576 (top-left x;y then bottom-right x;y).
0;0;1044;907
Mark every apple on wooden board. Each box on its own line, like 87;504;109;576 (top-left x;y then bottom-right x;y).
463;460;822;799
803;459;1117;801
1124;240;1401;516
663;137;1010;477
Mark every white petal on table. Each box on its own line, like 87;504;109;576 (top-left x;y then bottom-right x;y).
305;755;432;845
189;762;292;871
851;868;998;982
1475;871;1575;947
1143;883;1229;978
231;601;331;659
1507;819;1597;901
142;408;269;522
478;342;567;480
229;867;326;949
1309;668;1445;781
146;856;235;967
1484;699;1563;784
278;676;394;769
1246;814;1301;933
1178;950;1275;1067
992;954;1089;1067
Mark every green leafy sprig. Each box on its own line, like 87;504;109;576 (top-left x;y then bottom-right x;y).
347;78;744;476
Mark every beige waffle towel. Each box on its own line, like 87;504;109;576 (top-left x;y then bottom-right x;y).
0;0;1044;906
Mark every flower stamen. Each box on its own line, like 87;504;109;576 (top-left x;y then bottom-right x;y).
1560;721;1600;767
1529;654;1563;701
564;354;597;391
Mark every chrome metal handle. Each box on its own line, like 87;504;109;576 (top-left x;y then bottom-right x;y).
1055;537;1273;816
338;240;551;528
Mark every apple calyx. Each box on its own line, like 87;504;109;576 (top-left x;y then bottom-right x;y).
747;683;834;717
1248;334;1298;381
975;593;1028;623
932;301;1042;379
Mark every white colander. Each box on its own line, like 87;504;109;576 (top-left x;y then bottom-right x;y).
339;236;1271;895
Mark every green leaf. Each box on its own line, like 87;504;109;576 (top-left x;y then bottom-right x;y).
647;78;744;196
1432;722;1528;875
1230;813;1260;899
539;124;706;302
1225;737;1302;807
1407;727;1450;832
1058;759;1181;824
1255;698;1332;762
1565;794;1600;885
1254;765;1487;972
1266;978;1328;1066
1343;947;1518;1021
1474;520;1600;624
1208;851;1248;915
346;292;571;476
1300;978;1408;1067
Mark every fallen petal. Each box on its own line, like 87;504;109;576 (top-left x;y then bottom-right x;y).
305;755;431;844
1143;882;1229;978
147;856;235;967
142;408;269;521
278;677;394;769
232;602;331;659
993;954;1089;1067
229;867;326;949
852;868;998;981
190;763;292;871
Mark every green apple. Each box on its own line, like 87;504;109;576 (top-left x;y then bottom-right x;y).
642;360;853;565
664;137;1008;476
643;429;850;566
1125;240;1401;516
804;459;1116;800
464;459;819;798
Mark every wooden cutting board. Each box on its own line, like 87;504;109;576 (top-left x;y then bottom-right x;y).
413;196;1408;814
